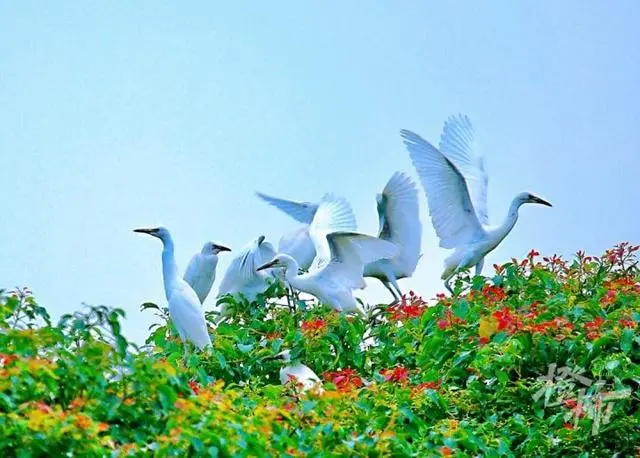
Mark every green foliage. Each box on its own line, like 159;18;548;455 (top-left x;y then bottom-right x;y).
1;244;639;457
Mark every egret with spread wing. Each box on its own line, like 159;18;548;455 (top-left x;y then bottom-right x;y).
217;235;279;305
257;228;398;316
401;115;552;293
183;242;231;305
256;192;357;270
363;172;422;301
134;227;212;355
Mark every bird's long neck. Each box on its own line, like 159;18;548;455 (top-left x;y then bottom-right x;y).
160;235;179;300
283;257;302;286
494;196;524;242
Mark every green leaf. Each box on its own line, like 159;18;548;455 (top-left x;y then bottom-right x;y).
621;328;634;353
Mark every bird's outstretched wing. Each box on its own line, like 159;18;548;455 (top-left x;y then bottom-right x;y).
308;193;358;270
255;192;318;224
321;231;398;289
401;129;486;249
377;171;422;273
439;114;489;225
217;243;250;296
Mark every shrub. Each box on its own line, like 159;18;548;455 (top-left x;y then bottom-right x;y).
0;243;638;456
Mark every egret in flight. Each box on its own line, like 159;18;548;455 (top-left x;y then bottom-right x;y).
134;227;212;354
257;200;399;316
217;235;279;305
183;242;231;305
401;115;552;293
267;349;323;393
255;192;357;270
363;172;422;301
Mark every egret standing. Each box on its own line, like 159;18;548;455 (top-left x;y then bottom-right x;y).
134;227;212;355
401;115;552;293
363;172;422;301
183;241;231;305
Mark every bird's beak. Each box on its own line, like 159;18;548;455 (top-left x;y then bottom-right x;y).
531;196;552;207
256;259;278;271
134;228;156;235
215;244;232;253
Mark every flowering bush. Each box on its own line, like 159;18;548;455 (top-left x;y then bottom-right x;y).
0;243;639;456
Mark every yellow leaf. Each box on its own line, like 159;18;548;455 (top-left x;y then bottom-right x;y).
479;315;498;339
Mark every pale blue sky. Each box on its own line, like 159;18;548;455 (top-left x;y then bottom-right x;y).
2;2;639;344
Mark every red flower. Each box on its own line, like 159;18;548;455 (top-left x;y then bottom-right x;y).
492;307;522;334
0;354;16;366
586;331;599;341
600;290;617;306
380;366;410;384
584;316;605;331
389;294;428;321
619;318;637;328
414;381;441;393
528;249;540;258
481;285;506;303
437;319;449;330
441;446;453;457
563;398;577;408
479;337;490;345
323;368;364;391
563;422;574;430
188;380;201;395
300;319;326;335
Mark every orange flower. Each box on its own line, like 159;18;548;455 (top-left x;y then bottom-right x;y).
0;353;17;366
188;380;201;395
35;402;52;414
441;446;453;456
75;413;93;430
600;290;617;306
619;318;637;328
96;422;109;433
482;285;506;303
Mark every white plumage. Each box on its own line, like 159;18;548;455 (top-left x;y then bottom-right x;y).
363;171;422;301
272;350;323;392
257;211;399;316
401;114;552;292
256;192;357;270
134;227;212;352
217;235;279;304
183;241;231;305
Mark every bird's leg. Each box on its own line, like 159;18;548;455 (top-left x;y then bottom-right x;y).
182;342;189;363
383;281;400;306
444;277;454;295
474;258;485;277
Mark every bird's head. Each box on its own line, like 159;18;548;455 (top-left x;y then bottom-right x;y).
263;348;296;363
518;192;552;207
202;242;232;255
134;226;171;242
256;254;292;272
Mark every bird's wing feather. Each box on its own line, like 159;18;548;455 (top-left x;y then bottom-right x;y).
255;192;318;224
308;193;357;270
439;114;489;225
183;253;216;303
320;231;398;289
217;247;248;296
169;284;211;349
401;129;486;248
378;171;422;273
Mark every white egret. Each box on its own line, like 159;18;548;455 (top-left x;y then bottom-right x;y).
217;235;279;304
255;192;357;270
257;229;399;316
134;227;212;354
400;115;552;293
183;242;231;305
363;172;423;301
268;350;323;392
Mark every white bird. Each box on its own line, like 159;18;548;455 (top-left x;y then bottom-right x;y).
257;215;399;316
363;172;423;301
268;350;323;392
183;242;231;305
255;192;357;270
134;227;212;354
217;235;279;305
400;114;552;293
